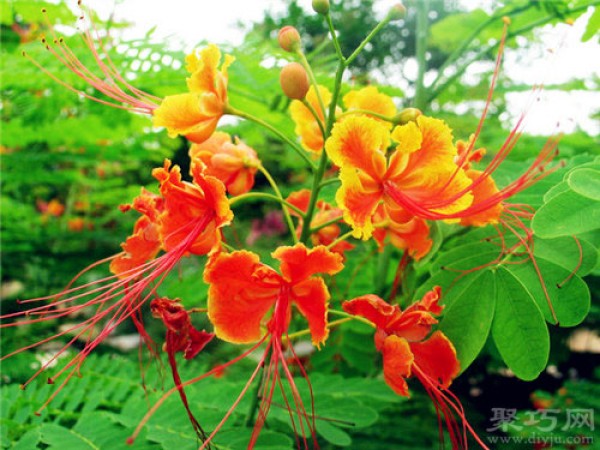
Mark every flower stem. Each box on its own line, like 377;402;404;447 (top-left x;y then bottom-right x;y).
345;15;392;68
229;192;305;217
326;230;354;251
414;0;430;111
328;309;376;328
325;13;345;63
226;105;316;171
298;52;327;123
286;317;352;341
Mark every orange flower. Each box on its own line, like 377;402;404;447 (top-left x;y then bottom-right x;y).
203;244;343;446
326;115;473;239
343;288;457;395
290;85;334;152
372;205;432;260
154;45;234;144
205;244;343;346
343;289;484;448
286;189;354;256
189;131;260;196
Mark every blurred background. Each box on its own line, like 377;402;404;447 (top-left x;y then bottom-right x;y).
1;0;599;448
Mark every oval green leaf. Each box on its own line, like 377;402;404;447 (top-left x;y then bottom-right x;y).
491;268;549;381
440;270;496;373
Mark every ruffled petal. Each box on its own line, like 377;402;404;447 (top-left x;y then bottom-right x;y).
381;335;414;397
326;115;389;182
342;294;400;330
205;251;280;343
291;278;331;347
273;244;343;285
410;331;460;389
336;166;383;239
153;93;211;138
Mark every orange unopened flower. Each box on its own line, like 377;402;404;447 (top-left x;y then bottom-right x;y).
286;189;354;256
189;131;260;196
290;85;336;152
154;45;234;144
37;198;65;217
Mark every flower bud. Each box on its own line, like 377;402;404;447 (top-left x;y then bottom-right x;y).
278;26;301;53
312;0;330;15
280;63;310;100
393;108;422;125
388;3;407;21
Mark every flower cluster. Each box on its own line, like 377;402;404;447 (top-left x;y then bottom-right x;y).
3;3;565;449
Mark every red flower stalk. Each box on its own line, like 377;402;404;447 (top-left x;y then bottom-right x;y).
343;288;489;449
150;298;215;443
0;161;232;414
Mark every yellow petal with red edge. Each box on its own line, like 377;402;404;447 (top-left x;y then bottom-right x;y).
205;251;280;343
381;335;414;397
273;244;343;285
459;169;503;226
291;278;331;347
342;294;399;329
336;166;383;239
326;115;389;182
410;331;460;389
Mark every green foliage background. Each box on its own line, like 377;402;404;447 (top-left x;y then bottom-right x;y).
1;0;599;448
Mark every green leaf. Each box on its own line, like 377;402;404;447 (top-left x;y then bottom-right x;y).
492;268;549;380
533;236;598;277
316;421;352;446
567;168;600;200
582;6;600;42
440;270;496;373
505;259;590;327
532;189;600;238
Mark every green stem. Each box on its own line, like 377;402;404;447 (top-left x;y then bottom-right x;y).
374;243;393;296
414;0;429;111
326;230;354;251
226;105;316;171
326;13;345;62
229;192;305;217
258;165;299;244
298;52;327;120
337;108;395;122
318;177;340;189
302;98;326;139
310;215;343;233
345;16;391;67
286;317;352;341
328;309;376;328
